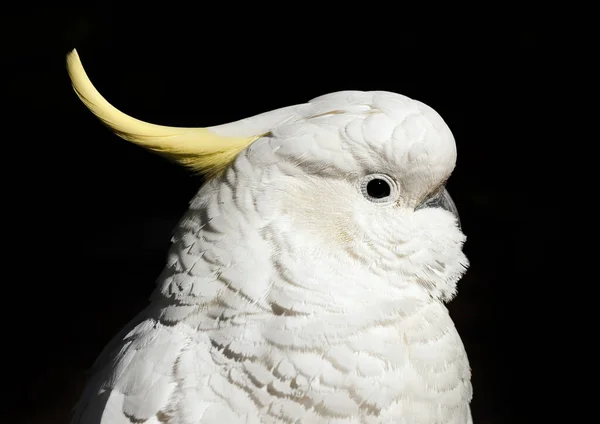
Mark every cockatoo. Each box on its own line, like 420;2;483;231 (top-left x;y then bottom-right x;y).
66;49;472;424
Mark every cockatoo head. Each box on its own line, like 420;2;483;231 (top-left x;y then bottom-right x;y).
67;50;468;310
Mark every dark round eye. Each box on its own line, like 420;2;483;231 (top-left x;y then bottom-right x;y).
366;178;391;199
359;173;399;204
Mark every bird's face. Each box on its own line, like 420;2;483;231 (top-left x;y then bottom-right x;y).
65;49;469;309
239;92;469;302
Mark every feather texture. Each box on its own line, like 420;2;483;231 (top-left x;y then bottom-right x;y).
67;50;261;177
69;52;472;423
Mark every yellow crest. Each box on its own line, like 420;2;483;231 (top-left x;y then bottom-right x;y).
66;49;260;178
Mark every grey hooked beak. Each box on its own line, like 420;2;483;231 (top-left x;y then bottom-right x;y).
416;188;461;229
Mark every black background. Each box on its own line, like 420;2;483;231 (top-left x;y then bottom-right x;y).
5;7;559;424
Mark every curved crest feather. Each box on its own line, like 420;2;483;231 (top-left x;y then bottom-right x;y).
66;49;260;177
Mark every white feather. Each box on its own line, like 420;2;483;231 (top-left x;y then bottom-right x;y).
73;90;472;423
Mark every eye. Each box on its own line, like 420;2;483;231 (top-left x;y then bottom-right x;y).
367;179;390;198
359;174;400;204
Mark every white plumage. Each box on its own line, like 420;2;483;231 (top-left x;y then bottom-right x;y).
68;51;472;424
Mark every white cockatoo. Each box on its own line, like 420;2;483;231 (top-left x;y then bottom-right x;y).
66;49;472;424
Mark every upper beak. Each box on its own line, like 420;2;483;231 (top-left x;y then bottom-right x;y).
416;188;461;229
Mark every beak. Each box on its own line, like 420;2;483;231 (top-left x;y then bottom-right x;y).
416;188;461;229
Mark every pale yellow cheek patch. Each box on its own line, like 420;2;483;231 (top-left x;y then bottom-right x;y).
281;178;359;246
